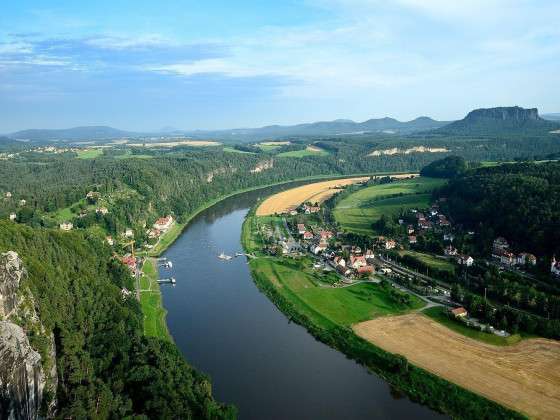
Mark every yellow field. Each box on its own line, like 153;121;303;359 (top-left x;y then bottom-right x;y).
256;177;369;215
259;141;290;146
353;314;560;419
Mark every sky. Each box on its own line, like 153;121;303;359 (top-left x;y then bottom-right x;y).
1;0;559;132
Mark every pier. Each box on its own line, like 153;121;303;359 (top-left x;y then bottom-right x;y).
157;277;176;284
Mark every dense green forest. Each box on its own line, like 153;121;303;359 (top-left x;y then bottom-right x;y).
0;221;235;418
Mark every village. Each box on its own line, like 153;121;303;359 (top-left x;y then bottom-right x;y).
256;197;550;339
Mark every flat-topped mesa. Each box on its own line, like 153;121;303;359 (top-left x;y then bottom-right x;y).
464;106;541;122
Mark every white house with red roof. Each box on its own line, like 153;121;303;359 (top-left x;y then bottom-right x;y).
350;255;367;269
297;223;306;235
153;215;173;232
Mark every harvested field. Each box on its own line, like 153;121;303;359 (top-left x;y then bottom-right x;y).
353;313;560;419
256;177;369;215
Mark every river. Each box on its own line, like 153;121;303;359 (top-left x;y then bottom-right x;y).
159;184;446;419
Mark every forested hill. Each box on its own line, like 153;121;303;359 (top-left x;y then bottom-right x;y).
0;221;235;418
439;162;560;258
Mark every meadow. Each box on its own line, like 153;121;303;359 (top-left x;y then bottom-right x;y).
333;177;446;235
277;145;330;158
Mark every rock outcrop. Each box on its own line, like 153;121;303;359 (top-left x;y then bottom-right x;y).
0;321;45;420
0;251;56;419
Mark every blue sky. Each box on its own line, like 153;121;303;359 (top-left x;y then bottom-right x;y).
1;0;559;132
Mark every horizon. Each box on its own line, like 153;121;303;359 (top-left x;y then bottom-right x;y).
1;1;559;132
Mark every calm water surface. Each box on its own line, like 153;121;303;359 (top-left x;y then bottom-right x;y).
159;185;446;419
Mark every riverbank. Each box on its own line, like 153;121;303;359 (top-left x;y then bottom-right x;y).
140;171;416;338
241;210;526;420
139;257;172;341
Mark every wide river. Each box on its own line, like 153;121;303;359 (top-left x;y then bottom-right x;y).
159;184;446;419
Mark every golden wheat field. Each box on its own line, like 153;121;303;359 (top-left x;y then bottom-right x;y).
256;177;369;215
353;313;560;420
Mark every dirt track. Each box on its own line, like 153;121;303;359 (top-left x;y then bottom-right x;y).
353;314;560;419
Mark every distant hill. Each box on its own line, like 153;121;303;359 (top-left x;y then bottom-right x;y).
435;106;559;136
185;116;450;141
9;126;138;142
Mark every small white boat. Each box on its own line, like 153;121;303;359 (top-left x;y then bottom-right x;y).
218;252;233;260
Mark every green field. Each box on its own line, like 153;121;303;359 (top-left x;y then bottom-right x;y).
223;146;256;154
277;146;329;158
140;258;171;341
76;149;103;159
250;257;424;329
333;177;446;235
398;250;456;273
423;306;526;346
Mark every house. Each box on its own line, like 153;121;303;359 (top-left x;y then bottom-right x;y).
438;216;450;227
9;213;16;221
96;207;109;215
125;228;134;238
289;210;298;216
408;235;417;244
120;255;137;274
357;265;374;275
303;231;314;240
451;307;468;318
297;223;306;235
153;215;173;231
310;242;327;255
334;256;346;267
148;228;161;239
319;230;334;240
383;239;396;250
444;245;458;256
416;212;425;221
59;221;73;231
5;192;12;198
364;249;375;261
19;199;26;206
457;255;474;267
350;255;367;269
493;237;510;252
517;252;537;266
418;220;432;230
492;248;515;265
86;191;100;201
351;245;362;255
106;236;114;246
551;256;560;276
407;225;415;235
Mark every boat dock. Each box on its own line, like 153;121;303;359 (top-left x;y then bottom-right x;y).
157;277;176;284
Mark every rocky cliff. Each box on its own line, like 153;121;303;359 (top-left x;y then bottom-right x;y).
0;251;56;419
436;106;559;135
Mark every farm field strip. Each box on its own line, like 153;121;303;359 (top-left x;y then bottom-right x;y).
353;313;560;420
256;177;369;215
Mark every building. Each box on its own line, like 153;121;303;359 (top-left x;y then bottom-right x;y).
492;248;516;265
364;249;375;261
125;228;134;238
444;245;458;256
457;255;474;267
5;192;12;198
551;256;560;276
106;236;114;246
96;207;109;215
297;223;306;235
9;213;16;221
517;252;537;266
357;265;374;275
451;307;468;318
319;230;334;240
334;256;346;267
19;199;26;206
120;255;137;275
148;228;161;239
153;215;173;231
408;235;417;244
350;255;367;269
443;233;455;242
303;231;314;240
493;237;510;252
59;221;73;231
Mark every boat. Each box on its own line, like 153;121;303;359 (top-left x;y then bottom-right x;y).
218;252;233;260
235;252;244;257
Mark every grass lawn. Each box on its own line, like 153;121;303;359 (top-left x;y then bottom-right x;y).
398;250;455;273
333;177;446;235
250;257;424;329
140;258;171;341
423;306;526;346
277;146;330;158
76;149;103;159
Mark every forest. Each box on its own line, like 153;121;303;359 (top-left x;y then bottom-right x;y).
0;220;235;418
